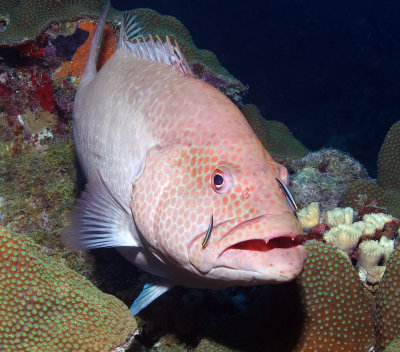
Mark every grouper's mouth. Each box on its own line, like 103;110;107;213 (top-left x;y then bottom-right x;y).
214;213;304;258
219;234;304;258
188;212;306;280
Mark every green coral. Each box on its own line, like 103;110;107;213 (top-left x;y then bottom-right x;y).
0;226;137;351
0;139;94;277
384;338;400;352
342;121;400;218
241;104;309;160
130;8;246;101
293;241;375;351
378;121;400;191
0;0;111;45
188;241;374;352
341;179;389;211
196;338;239;352
0;2;246;101
375;246;400;351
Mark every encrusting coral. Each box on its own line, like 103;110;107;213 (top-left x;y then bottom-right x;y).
0;3;248;156
55;21;116;83
377;121;400;192
299;202;399;288
128;8;247;101
375;246;400;351
241;104;309;161
190;241;375;352
196;339;239;352
0;226;137;352
0;0;113;45
3;4;400;352
0;1;247;99
292;241;375;352
342;121;400;218
288;149;369;213
0;140;96;277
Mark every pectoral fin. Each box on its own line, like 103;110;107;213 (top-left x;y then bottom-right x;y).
62;170;140;250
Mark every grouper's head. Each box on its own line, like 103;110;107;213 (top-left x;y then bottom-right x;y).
131;138;306;288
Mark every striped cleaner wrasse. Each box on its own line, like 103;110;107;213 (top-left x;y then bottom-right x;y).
63;4;307;315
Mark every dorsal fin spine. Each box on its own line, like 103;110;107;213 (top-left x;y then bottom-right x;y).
81;2;110;85
120;11;147;47
120;11;193;76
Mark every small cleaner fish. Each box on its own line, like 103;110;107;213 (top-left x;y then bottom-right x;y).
63;4;307;315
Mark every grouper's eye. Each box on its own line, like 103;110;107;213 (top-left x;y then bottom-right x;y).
211;167;233;194
276;178;298;213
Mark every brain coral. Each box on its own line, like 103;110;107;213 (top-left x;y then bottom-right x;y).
241;104;309;160
375;246;400;351
292;241;375;352
384;338;400;352
342;121;400;218
378;121;400;191
0;226;137;352
196;338;239;352
189;241;375;352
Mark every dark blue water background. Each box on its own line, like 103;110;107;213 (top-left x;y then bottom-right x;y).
112;0;400;177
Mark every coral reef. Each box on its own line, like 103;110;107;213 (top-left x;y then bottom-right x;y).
342;121;400;218
326;207;354;227
297;201;320;230
241;104;309;161
377;121;400;191
0;140;95;277
291;241;375;352
0;2;247;101
0;60;74;154
323;224;362;251
289;149;369;212
299;203;400;289
384;338;400;352
0;226;137;351
55;21;116;82
4;4;400;352
196;339;239;352
185;241;374;352
0;0;111;45
51;27;89;61
128;8;246;101
375;246;400;351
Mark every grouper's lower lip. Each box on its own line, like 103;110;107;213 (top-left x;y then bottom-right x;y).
218;233;304;258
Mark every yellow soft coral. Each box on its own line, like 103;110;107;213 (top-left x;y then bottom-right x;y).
326;207;354;227
297;202;320;230
323;224;362;251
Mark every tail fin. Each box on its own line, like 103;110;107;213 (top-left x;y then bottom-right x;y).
80;2;110;85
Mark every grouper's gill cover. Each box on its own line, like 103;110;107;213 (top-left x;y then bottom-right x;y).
63;5;307;315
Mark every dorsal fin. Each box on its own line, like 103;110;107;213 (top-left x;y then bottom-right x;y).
119;11;193;76
121;11;147;42
81;2;110;85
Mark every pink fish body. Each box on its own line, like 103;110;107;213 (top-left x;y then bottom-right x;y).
64;6;306;314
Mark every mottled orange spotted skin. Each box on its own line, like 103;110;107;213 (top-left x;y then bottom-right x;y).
129;74;306;288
